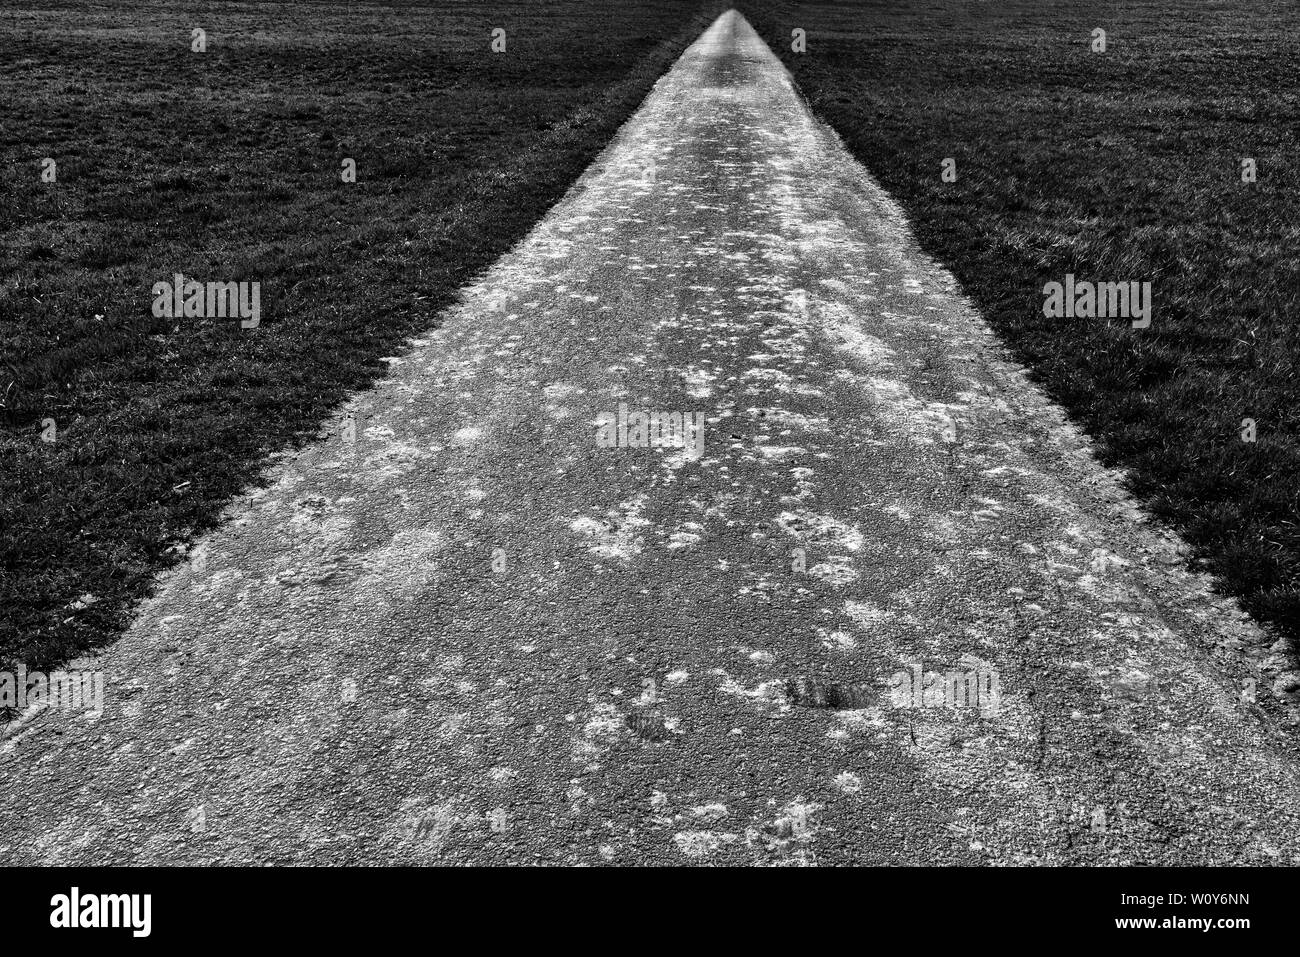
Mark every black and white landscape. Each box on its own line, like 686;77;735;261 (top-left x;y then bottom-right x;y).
1;0;1295;926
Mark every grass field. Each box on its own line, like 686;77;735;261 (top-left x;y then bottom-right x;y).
738;0;1300;652
0;0;724;673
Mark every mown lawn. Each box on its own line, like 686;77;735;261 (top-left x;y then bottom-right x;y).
0;0;724;672
739;0;1300;650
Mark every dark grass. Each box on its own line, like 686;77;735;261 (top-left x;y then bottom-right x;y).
738;0;1300;650
0;0;726;672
